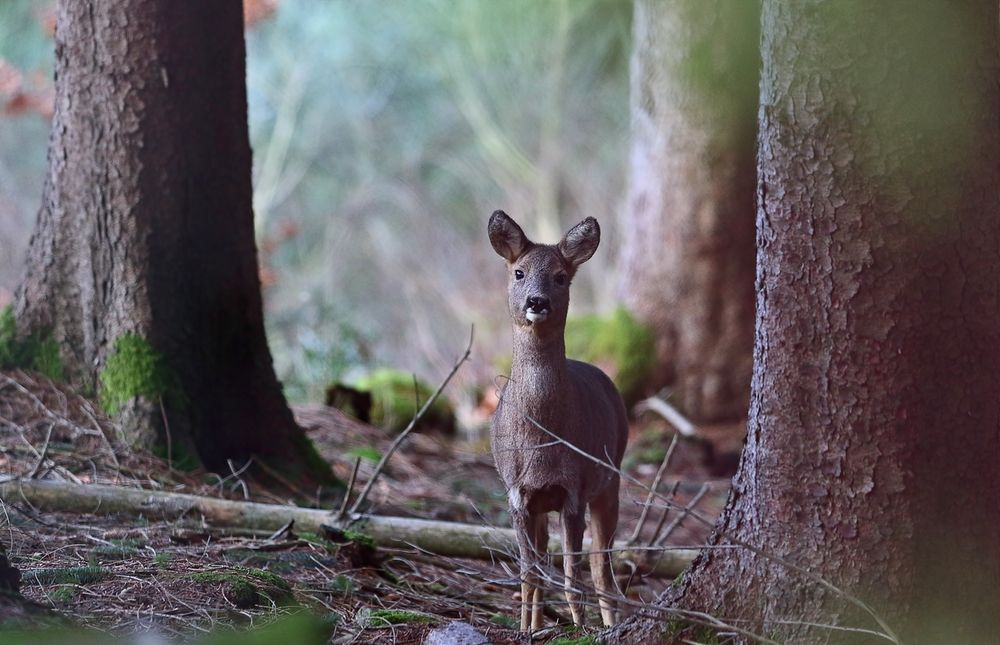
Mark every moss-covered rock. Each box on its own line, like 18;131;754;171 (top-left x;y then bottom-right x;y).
564;306;655;404
0;306;64;381
189;567;295;610
352;369;455;434
98;333;183;416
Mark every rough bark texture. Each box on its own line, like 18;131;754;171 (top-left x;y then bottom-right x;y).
611;2;1000;643
619;0;758;422
13;0;329;479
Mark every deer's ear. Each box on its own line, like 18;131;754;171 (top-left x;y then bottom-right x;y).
488;210;531;263
559;217;600;268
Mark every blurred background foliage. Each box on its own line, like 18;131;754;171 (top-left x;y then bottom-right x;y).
0;0;633;421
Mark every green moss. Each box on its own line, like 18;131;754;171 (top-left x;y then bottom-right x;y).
98;333;183;415
565;306;655;404
325;575;353;595
658;621;718;644
345;446;380;463
189;567;294;609
27;566;107;585
0;306;64;381
357;608;435;627
341;528;376;549
661;620;684;639
548;636;597;645
154;553;171;566
353;368;455;434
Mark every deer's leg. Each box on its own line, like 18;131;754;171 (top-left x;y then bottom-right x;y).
560;502;587;625
530;513;549;631
589;480;621;626
511;509;537;631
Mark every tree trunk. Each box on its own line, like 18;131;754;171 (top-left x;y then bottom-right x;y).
618;0;759;423
12;0;332;482
612;2;1000;643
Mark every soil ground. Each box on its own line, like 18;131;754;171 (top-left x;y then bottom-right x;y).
0;369;742;643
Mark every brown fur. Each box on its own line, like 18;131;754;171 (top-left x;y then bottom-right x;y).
488;210;628;630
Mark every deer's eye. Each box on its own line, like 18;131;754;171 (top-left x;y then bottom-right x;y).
554;273;567;286
514;269;524;280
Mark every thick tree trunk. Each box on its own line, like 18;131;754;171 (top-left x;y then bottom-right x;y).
619;0;758;423
13;0;331;481
612;2;1000;643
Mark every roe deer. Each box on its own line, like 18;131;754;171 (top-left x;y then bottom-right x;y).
488;210;628;631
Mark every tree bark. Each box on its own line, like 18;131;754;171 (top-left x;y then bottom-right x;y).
13;0;331;481
619;0;759;423
612;2;1000;643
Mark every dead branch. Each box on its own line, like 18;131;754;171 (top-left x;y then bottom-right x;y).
0;478;695;579
634;394;700;439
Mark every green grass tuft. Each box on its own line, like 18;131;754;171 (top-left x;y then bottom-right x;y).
27;566;108;586
489;613;518;629
45;587;77;604
548;636;598;645
0;306;65;381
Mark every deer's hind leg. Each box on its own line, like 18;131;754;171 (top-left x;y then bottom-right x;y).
560;501;587;625
588;480;621;626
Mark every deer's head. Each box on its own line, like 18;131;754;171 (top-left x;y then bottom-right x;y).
488;210;600;336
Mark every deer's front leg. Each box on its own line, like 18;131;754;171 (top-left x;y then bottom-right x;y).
511;508;540;631
560;504;586;625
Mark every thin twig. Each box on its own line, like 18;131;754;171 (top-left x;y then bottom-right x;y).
27;422;54;479
655;483;710;547
159;397;173;474
337;457;361;519
253;458;312;501
646;480;681;546
627;434;679;545
348;326;473;515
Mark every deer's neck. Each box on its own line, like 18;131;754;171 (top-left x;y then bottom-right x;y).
509;327;569;416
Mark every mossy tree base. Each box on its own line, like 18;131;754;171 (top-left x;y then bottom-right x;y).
10;1;336;487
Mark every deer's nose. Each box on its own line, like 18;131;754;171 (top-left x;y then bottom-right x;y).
526;296;550;312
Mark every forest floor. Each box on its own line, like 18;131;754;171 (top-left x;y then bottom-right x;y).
0;369;742;644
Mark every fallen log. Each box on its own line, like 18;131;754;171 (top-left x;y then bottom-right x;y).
0;479;696;578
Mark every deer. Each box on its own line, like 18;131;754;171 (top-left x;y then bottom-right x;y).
487;210;629;631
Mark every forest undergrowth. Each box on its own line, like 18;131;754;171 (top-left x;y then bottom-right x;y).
0;369;735;643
